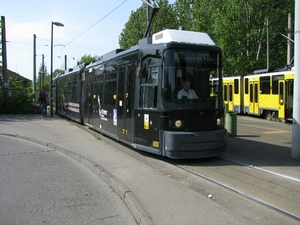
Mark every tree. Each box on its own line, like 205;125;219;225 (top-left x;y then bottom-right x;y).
0;76;38;114
119;0;178;49
118;0;294;76
206;0;294;76
119;6;147;48
77;54;98;65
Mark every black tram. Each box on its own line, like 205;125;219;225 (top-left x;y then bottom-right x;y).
54;29;227;159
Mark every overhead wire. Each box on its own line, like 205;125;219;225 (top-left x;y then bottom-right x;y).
64;0;128;47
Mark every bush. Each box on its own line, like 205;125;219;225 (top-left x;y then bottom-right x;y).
0;78;40;114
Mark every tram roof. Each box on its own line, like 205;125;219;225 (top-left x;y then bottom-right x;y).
85;29;217;69
152;29;216;46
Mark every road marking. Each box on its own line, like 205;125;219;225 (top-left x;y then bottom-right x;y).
238;123;292;133
262;130;288;134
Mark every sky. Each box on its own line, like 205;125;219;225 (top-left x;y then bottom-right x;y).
1;0;174;81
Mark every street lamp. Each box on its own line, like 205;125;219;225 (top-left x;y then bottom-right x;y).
50;21;64;117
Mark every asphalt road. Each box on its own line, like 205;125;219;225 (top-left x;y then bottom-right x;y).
0;135;137;225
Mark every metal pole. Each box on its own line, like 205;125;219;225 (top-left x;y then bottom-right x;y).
65;55;67;70
287;13;293;65
1;16;8;101
33;34;36;102
50;22;54;117
292;0;300;159
42;54;44;90
50;21;64;117
266;16;270;70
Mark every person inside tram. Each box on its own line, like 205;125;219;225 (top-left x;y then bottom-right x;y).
177;79;198;100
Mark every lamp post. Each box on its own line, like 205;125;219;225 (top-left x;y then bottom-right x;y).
51;21;64;117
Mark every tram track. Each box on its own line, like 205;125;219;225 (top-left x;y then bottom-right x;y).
79;114;299;224
159;155;300;223
91;128;300;225
218;155;300;184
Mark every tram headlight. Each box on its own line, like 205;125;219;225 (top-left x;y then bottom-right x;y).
175;120;182;128
168;119;184;129
216;117;224;127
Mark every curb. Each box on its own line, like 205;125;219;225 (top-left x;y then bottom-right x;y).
0;133;154;225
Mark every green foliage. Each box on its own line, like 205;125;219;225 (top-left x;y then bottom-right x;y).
119;0;178;49
77;54;98;65
0;77;39;114
118;0;295;76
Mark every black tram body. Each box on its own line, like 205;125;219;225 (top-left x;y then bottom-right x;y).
54;29;227;159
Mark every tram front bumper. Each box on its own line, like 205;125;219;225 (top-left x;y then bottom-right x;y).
162;129;227;159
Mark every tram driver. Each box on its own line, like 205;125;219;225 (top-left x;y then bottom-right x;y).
177;79;198;100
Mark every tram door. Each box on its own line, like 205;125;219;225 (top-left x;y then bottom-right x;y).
249;81;259;115
84;71;94;125
278;80;285;119
223;82;234;111
118;63;135;142
286;79;294;119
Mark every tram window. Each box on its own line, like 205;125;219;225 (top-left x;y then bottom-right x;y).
229;84;233;101
209;80;218;96
234;79;239;94
245;78;249;94
250;84;253;102
223;85;227;101
260;76;270;94
272;75;284;95
94;76;104;105
105;73;117;81
72;81;77;100
141;66;159;85
279;82;284;105
288;80;294;95
255;83;258;103
104;73;117;106
139;86;157;109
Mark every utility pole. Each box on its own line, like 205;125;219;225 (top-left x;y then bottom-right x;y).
1;16;8;102
65;55;67;70
33;34;36;102
287;13;293;65
266;15;270;70
292;0;300;159
42;54;45;90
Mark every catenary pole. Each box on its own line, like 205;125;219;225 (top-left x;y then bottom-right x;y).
292;0;300;159
1;16;8;101
33;34;36;102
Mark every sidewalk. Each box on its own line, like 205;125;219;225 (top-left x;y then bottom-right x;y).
0;114;252;225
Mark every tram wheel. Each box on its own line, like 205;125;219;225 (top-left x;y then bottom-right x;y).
265;111;272;120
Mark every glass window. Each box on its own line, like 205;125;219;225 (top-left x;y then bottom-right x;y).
139;86;157;108
272;75;284;94
229;84;233;101
103;73;117;106
245;78;249;94
163;49;219;102
224;85;227;101
250;83;253;102
255;83;258;103
279;82;284;106
260;76;270;94
94;75;104;106
139;57;160;109
234;79;239;94
141;67;159;85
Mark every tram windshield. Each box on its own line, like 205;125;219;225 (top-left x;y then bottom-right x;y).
163;49;221;110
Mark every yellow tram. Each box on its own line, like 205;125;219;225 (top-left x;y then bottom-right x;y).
211;69;294;121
